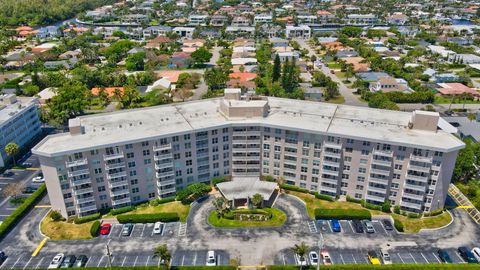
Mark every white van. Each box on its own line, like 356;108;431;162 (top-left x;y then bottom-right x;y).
206;251;216;266
472;247;480;262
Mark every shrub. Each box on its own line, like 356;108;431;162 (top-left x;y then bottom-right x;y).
262;175;275;182
314;209;371;220
381;202;392;213
50;210;65;222
346;196;362;204
394;218;404;232
117;212;179;223
150;197;175;206
393;205;401;214
211;177;227;186
223;211;234;220
74;213;101;224
90;220;100;237
314;193;335;202
424;208;444;217
176;183;212;204
361;201;382;211
407;213;421;219
280;184;309;193
0;184;46;239
110;206;136;216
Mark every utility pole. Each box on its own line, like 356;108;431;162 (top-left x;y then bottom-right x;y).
106;244;113;270
317;231;324;270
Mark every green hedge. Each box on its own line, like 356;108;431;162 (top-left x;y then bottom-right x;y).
280;184;309;193
268;264;480;269
211;176;227;186
394;218;404;232
314;209;371;220
424;209;444;217
110;206;136;216
0;184;46;239
314;192;335;202
117;213;179;223
74;213;101;224
171;267;236;270
361;201;382;211
90;220;100;237
346;196;362;204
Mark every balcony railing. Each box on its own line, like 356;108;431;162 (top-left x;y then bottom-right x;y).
154;153;173;161
156;171;175;179
77;204;97;213
65;158;88;168
367;186;388;194
370;168;391;176
76;196;95;204
321;169;339;177
153;144;171;152
105;162;126;170
112;197;131;206
320;178;338;185
157;179;176;187
323;151;341;159
366;194;385;202
373;149;394;157
322;160;341;167
68;169;90;178
103;152;124;161
408;164;431;173
110;189;130;197
323;143;343;150
158;187;176;195
109;179;129;189
406;174;429;183
73;187;94;196
402;192;424;201
71;178;92;187
410;154;433;164
400;200;422;210
404;183;427;192
107;171;127;180
371;159;391;166
319;185;338;194
155;162;173;170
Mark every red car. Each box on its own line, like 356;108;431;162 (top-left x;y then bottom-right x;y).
99;223;111;235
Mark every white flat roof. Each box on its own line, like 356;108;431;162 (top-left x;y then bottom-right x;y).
217;178;277;200
32;97;465;156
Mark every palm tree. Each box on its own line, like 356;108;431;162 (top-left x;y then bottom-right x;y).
251;193;263;208
5;142;19;167
212;196;230;217
153;244;171;269
292;242;309;269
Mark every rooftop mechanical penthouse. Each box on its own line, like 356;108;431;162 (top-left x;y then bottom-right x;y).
32;89;465;218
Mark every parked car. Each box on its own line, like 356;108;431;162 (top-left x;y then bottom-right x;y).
32;175;45;183
321;251;333;265
153;222;164;235
294;254;307;266
472;247;480;262
60;255;76;268
206;251;216;266
330;70;335;74
48;253;65;269
23;186;38;194
122;223;133;236
352;220;364;233
309;251;318;266
438;249;453;263
0;251;7;266
99;224;111;235
382;220;393;231
458;246;478;263
364;220;375;233
380;249;391;265
74;255;88;268
330;219;341;232
368;251;381;265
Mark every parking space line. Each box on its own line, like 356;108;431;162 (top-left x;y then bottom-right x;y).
11;256;22;269
85;256;93;268
140;224;146;237
352;254;356;264
409;253;416;264
348;221;354;232
420;253;428;263
122;256;127;266
145;256;150;266
339;254;345;264
282;254;286;265
397;253;405;264
23;257;33;269
35;257;44;269
111;256;115;265
97;256;105;267
133;256;138;266
181;255;185;266
432;252;441;263
377;222;387;234
118;225;123;238
193;252;197;266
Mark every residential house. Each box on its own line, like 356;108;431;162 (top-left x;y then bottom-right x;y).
386;13;408;25
226;26;255;37
36;26;60;39
445;113;480;142
173;27;195;38
343;57;370;72
357;72;389;82
447;37;473;46
31;42;57;53
145;36;173;49
428;45;456;58
226;79;256;92
231;16;251;27
37;87;57;105
210;15;228;26
276;52;300;63
270;38;289;48
369;76;411;93
260;24;283;38
335;50;358;58
188;14;209;26
63;27;89;37
91;87;125;98
436;83;480;99
143;26;172;39
434;73;460;83
346;14;377;25
44;59;78;70
121;14;149;24
254;14;273;24
316;10;335;24
170;52;193;68
297;15;317;24
450;54;480;64
285;25;311;39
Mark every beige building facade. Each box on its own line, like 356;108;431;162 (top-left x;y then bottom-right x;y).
32;89;464;217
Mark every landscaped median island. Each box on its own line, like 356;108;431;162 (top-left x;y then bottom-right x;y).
208;208;287;228
284;187;452;233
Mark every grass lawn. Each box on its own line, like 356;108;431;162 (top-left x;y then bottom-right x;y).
40;212;95;240
327;62;342;69
324;95;345;104
129;201;191;222
208;208;286;228
287;191;451;233
433;96;480;104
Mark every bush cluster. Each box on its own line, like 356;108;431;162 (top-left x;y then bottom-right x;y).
149;197;175;206
0;184;46;239
176;183;212;204
74;213;101;224
313;192;335;202
90;220;100;237
211;177;227;186
314;209;371;220
346;196;362;204
394;218;404;232
423;208;444;217
117;213;179;223
110;206;136;216
280;184;309;193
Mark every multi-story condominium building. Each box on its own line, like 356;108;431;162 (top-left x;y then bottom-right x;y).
0;94;41;167
346;14;378;25
33;90;464;218
285;25;311;39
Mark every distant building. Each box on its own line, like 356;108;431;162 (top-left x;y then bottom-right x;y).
346;14;378;25
285;25;311;39
386;13;408;25
143;26;172;39
173;27;195;38
188;14;209;26
436;83;480;100
369;76;412;93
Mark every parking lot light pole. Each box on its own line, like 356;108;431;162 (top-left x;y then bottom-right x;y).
106;244;113;270
317;232;324;270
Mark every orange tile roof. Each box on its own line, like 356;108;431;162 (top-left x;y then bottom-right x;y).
229;72;257;82
91;87;125;97
16;26;33;32
155;71;184;83
317;10;332;15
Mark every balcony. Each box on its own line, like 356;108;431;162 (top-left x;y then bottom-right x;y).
322;160;341;167
323;143;342;150
233;131;261;137
155;162;173;170
71;178;92;187
110;188;130;197
76;196;95;204
367;186;387;194
103;152;124;161
319;185;338;194
370;168;390;176
321;169;339;177
112;197;131;206
65;158;88;168
74;187;94;196
404;183;427;192
105;162;126;170
323;151;341;159
109;179;129;189
68;169;90;178
410;154;432;164
320;178;338;185
232;155;258;161
156;171;175;179
366;194;385;203
373;149;394;157
158;187;176;195
77;204;97;213
371;159;391;166
400;200;422;210
154;153;173;161
157;179;176;187
408;164;431;173
107;171;127;180
402;191;424;201
153;144;171;152
406;174;429;183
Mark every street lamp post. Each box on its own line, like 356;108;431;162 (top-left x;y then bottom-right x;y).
106;244;113;270
317;231;324;270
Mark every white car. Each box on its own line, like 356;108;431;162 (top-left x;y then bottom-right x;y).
309;251;319;266
295;254;307;266
153;222;164;234
380;249;392;265
206;250;216;266
32;175;45;183
472;247;480;262
48;253;64;269
321;251;333;265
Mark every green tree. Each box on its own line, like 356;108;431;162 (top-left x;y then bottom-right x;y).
46;81;90;125
251;193;263;208
118;85;141;109
453;140;477;182
23;84;40;96
191;47;212;65
4;142;19;167
339;26;363;38
125;52;145;71
272;54;281;82
204;68;228;90
153;244;171;269
291;242;309;269
50;210;64;222
212;197;230;217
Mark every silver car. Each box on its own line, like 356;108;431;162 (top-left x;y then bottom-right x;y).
364;220;375;233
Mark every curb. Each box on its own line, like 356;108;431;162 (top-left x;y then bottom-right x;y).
418;209;454;233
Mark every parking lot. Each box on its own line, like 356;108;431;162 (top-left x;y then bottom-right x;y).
275;247;467;266
171;250;230;266
313;219;397;237
100;222;181;239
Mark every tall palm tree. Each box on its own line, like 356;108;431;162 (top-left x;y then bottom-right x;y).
153;244;171;269
5;142;19;167
292;242;309;270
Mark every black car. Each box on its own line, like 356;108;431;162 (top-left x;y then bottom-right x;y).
23;186;38;194
352;219;364;233
0;251;7;266
122;223;134;236
74;255;88;268
438;249;453;263
60;255;76;268
382;220;393;231
458;247;478;263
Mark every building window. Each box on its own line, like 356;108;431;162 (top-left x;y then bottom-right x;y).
144;159;151;165
143;150;150;156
